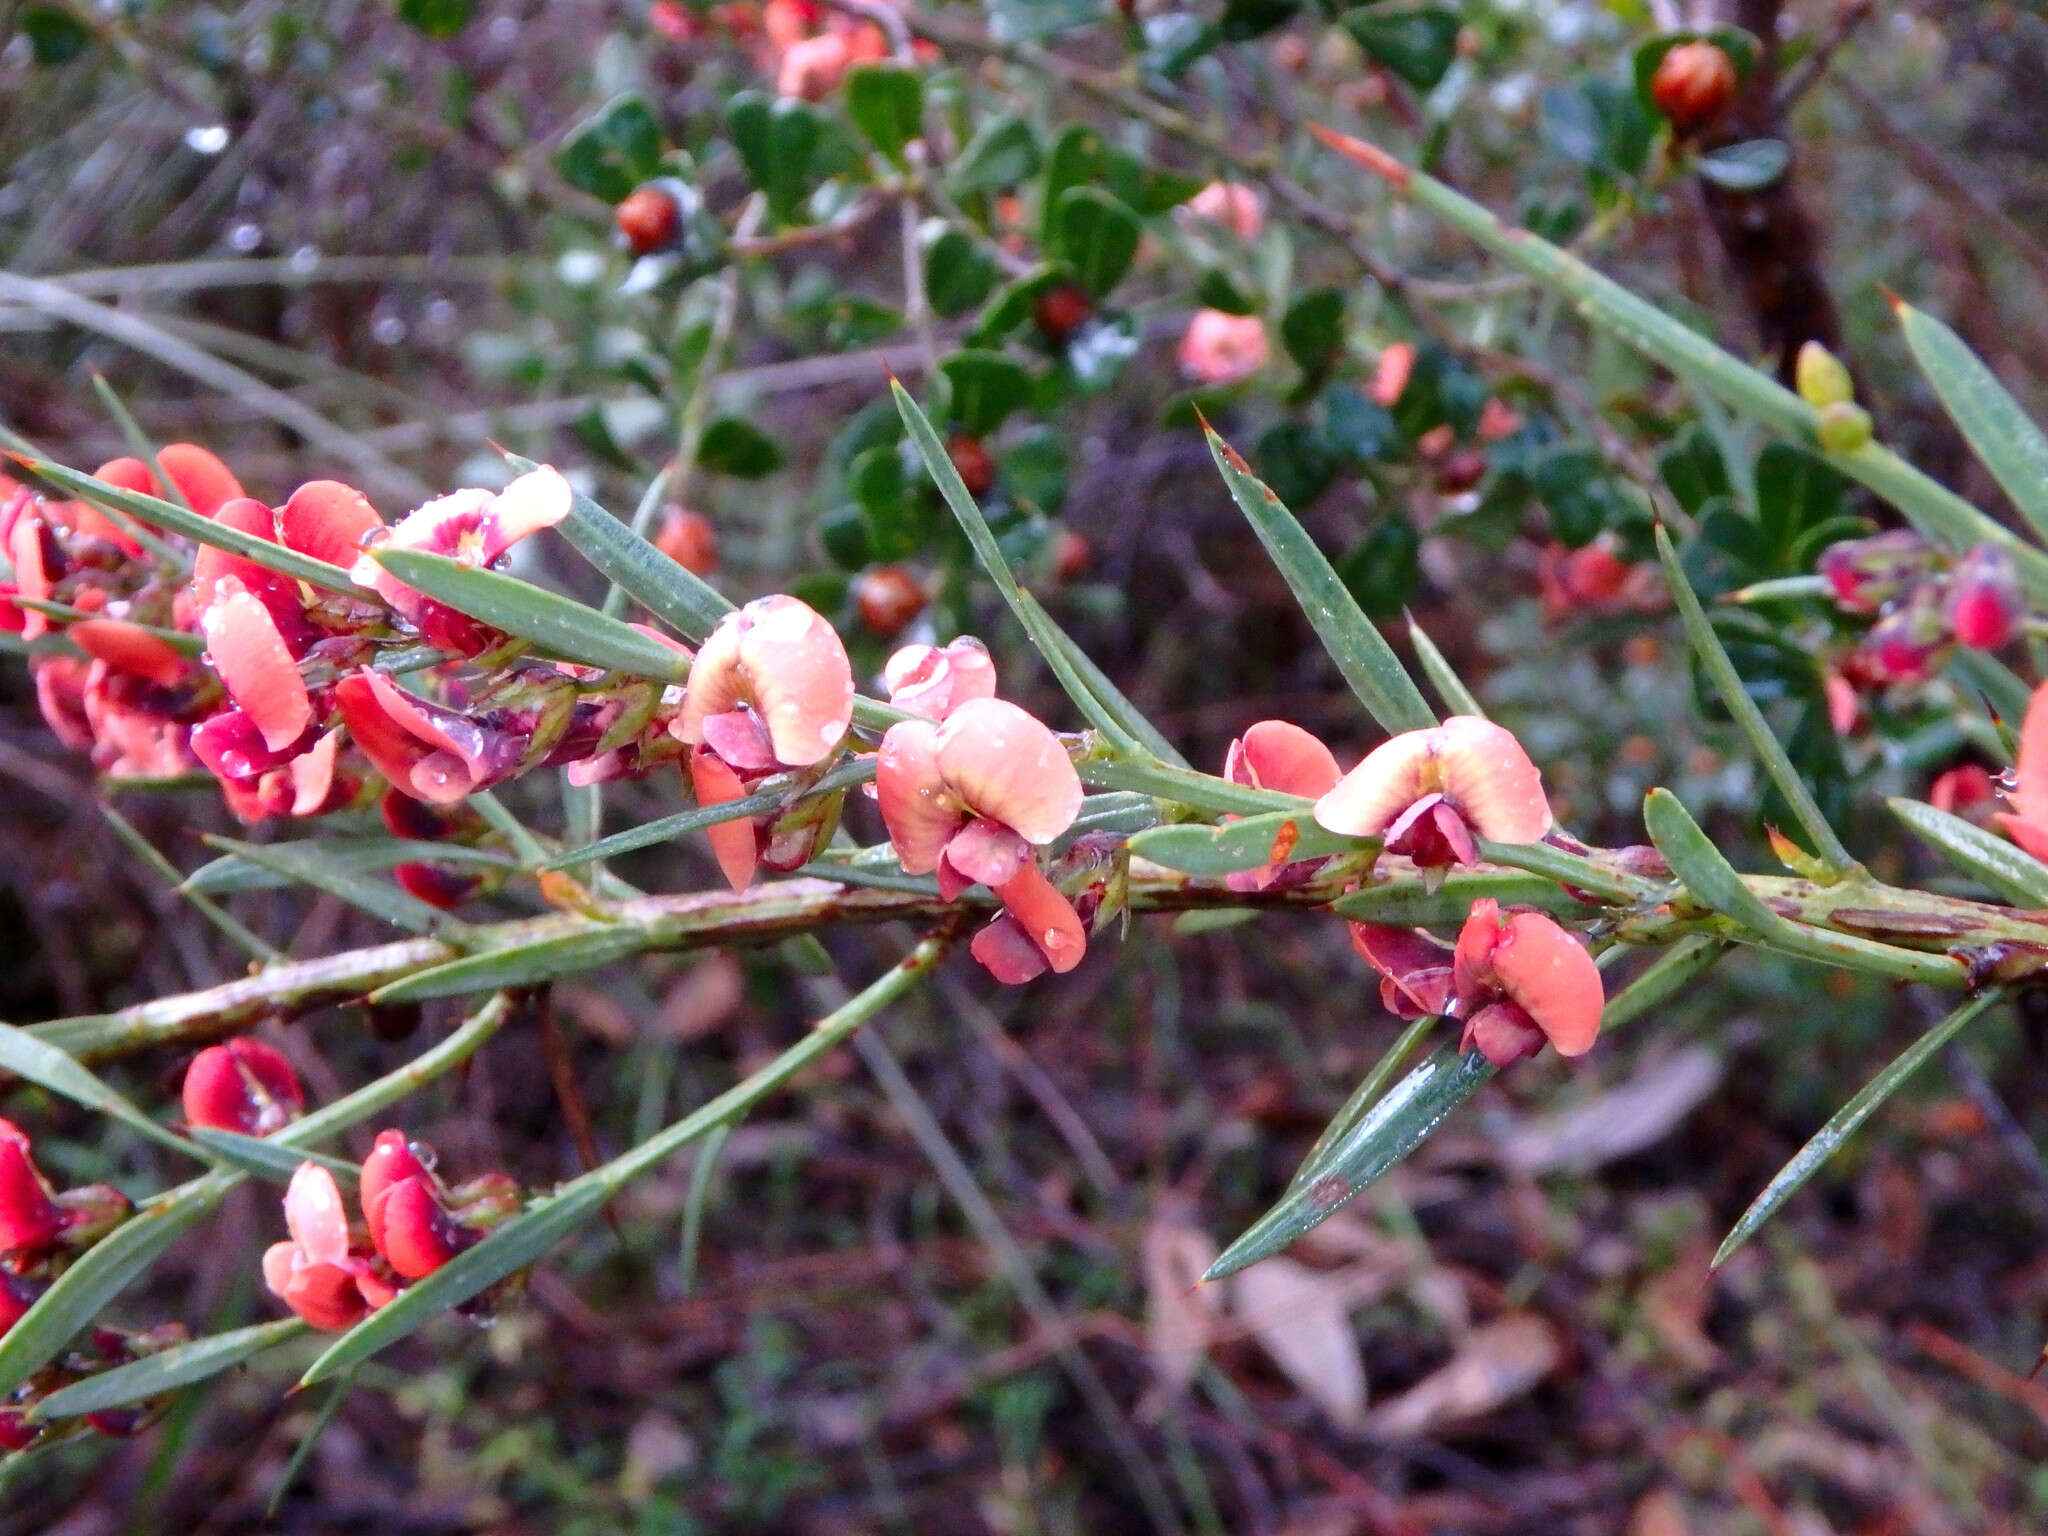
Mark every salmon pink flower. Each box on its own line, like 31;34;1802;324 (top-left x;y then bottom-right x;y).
262;1163;397;1331
67;620;190;689
357;1130;518;1281
181;1039;305;1136
1930;763;1996;825
883;637;998;721
1185;181;1263;240
1315;716;1551;867
1348;923;1456;1019
1222;720;1343;891
876;697;1087;980
203;574;313;752
352;468;571;653
1371;343;1415;408
1537;540;1663;623
678;594;854;768
1997;682;2048;863
1450;899;1604;1065
1178;310;1268;386
94;443;244;519
336;670;526;804
0;1120;63;1255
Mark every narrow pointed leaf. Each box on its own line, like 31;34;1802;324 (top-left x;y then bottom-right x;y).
202;836;450;935
892;380;1147;752
185;838;516;895
14;458;370;598
1473;838;1650;903
1897;301;2048;544
369;549;691;679
187;1128;357;1184
34;1317;307;1421
1655;522;1856;875
1331;871;1587;926
367;927;657;1003
1887;797;2048;907
528;455;735;640
1286;1012;1438;1195
1947;641;2033;727
1714;990;2003;1268
1016;588;1188;767
0;1022;203;1161
1599;935;1727;1033
1201;423;1435;734
267;1372;355;1517
677;1120;733;1296
1079;756;1306;818
297;1179;613;1389
1128;809;1371;876
1405;612;1483;717
1204;1048;1494;1281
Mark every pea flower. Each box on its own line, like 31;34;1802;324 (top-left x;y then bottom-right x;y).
262;1163;397;1332
181;1039;305;1136
351;467;571;654
875;697;1087;982
0;1118;131;1258
359;1130;520;1281
336;670;527;804
1184;181;1263;241
884;637;998;721
1178;310;1269;386
1314;716;1551;867
1221;720;1342;892
1997;682;2048;864
1450;899;1604;1065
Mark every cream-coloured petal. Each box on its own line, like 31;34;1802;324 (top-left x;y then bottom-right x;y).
675;607;748;745
1434;716;1551;843
875;719;958;875
1313;729;1435;836
282;1163;351;1269
479;466;573;562
935;697;1083;845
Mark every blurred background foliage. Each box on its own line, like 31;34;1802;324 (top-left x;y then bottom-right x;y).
5;0;2048;1531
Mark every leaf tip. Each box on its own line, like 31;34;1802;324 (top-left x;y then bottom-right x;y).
1305;121;1412;193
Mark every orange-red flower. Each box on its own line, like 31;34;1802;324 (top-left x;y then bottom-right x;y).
181;1039;304;1136
1178;310;1268;386
1222;720;1342;892
335;670;525;804
359;1130;520;1281
1315;716;1550;867
679;594;854;769
262;1163;397;1332
1451;899;1603;1065
883;638;998;721
1997;682;2048;863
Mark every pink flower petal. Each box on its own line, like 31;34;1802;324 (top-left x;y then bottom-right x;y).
335;673;430;794
679;595;855;766
993;862;1086;975
282;1163;352;1269
155;444;245;517
875;717;958;875
970;914;1051;984
1348;923;1455;1018
477;466;572;563
6;507;50;641
942;816;1032;888
203;580;312;751
2005;683;2048;842
1453;900;1602;1058
883;637;998;720
701;707;779;772
1315;716;1550;846
278;481;383;565
289;728;344;816
1226;720;1342;797
934;697;1083;846
689;748;761;891
67;619;188;688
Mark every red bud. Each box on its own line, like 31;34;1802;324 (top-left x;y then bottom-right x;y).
181;1038;305;1135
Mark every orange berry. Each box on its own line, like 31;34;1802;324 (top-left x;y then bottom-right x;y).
1053;529;1091;581
616;184;682;256
1651;41;1737;136
655;507;720;575
855;567;927;638
1033;284;1093;347
947;435;996;498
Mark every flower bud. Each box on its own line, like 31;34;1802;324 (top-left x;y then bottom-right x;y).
616;182;684;257
51;1183;132;1249
394;862;483;909
1816;401;1873;455
1817;531;1934;615
1850;586;1947;685
1795;342;1854;409
1945;544;2022;651
1651;40;1737;136
855;567;927;638
0;1121;62;1254
181;1038;305;1136
1033;284;1093;348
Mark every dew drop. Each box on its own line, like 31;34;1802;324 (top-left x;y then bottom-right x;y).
228;222;263;253
185;124;230;155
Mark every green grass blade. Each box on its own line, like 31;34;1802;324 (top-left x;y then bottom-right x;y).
528;455;735;641
677;1120;733;1297
1887;797;2048;907
1200;421;1435;734
368;549;691;680
34;1317;307;1421
1203;1047;1495;1281
891;380;1147;752
14;458;370;598
1897;301;2048;545
1712;990;2003;1269
1655;522;1857;876
1404;612;1484;717
201;836;452;936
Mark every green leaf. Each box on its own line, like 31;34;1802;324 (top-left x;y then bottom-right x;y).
539;757;877;869
891;381;1147;751
1015;590;1188;767
21;6;93;65
0;1175;232;1398
298;1181;613;1388
1713;991;2003;1269
1655;523;1857;875
726;93;822;222
368;927;658;1004
697;417;786;477
1204;1047;1493;1280
1694;139;1789;191
188;1129;356;1185
844;64;924;164
987;0;1103;42
0;1023;201;1162
1331;871;1589;927
1285;1012;1437;1196
201;837;449;935
1053;188;1141;300
1201;422;1436;734
948;115;1041;197
1753;443;1844;555
34;1318;307;1421
1343;5;1460;90
396;0;476;38
1887;798;2048;907
184;837;516;896
555;95;664;204
1405;613;1483;717
1128;810;1371;875
368;549;691;679
1039;125;1109;248
1642;787;1798;935
1195;269;1257;316
20;459;366;598
936;351;1034;438
1280;287;1346;377
924;229;998;319
1897;299;2048;545
539;461;733;641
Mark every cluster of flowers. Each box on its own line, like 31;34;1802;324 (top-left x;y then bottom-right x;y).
1821;530;2023;689
646;0;924;101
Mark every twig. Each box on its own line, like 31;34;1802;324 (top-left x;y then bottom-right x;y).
1773;0;1874;116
